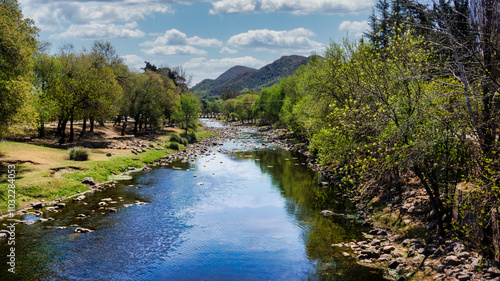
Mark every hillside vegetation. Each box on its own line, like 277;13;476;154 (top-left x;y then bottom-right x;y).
192;55;310;99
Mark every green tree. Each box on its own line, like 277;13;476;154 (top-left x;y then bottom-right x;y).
173;93;200;134
0;0;39;136
33;52;63;137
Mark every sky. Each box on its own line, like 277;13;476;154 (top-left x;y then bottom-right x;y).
18;0;374;86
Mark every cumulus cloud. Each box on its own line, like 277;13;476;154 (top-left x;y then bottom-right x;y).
339;20;369;37
141;29;223;56
19;0;173;30
51;22;145;39
227;28;325;54
143;45;207;56
121;54;146;71
209;0;373;15
220;46;238;54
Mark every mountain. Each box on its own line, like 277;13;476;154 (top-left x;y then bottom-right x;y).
192;55;310;98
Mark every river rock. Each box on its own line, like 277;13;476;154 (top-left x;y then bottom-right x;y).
73;195;86;202
382;245;395;253
389;258;405;269
487;266;500;277
360;248;380;258
445;255;461;266
54;203;66;209
74;227;93;233
81;177;95;185
321;210;335;216
456;274;471;281
369;229;388;236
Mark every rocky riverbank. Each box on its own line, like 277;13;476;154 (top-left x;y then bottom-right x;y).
254;126;500;281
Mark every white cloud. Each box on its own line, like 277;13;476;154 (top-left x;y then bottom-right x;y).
220;46;238;54
209;0;373;15
141;29;223;47
227;28;325;54
121;54;146;71
143;45;207;56
51;22;145;39
339;20;369;37
141;29;222;56
19;0;173;30
187;36;224;48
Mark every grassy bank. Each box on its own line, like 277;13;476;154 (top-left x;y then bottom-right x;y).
0;129;219;214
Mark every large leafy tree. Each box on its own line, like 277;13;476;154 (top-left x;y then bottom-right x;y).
173;93;200;134
0;0;39;136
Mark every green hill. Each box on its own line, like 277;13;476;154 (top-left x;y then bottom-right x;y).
193;55;310;98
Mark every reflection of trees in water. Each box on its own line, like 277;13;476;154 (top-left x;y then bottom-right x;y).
236;149;386;281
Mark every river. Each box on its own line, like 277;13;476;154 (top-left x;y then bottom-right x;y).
0;120;386;280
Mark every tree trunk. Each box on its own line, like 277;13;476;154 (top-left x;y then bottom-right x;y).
80;116;87;138
413;164;445;237
69;110;74;143
133;115;139;135
90;116;94;132
56;119;62;137
59;119;68;144
38;117;45;138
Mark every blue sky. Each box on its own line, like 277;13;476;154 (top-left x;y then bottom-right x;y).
19;0;373;85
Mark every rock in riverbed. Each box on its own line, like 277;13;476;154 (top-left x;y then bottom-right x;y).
74;227;93;233
81;177;95;185
321;210;336;216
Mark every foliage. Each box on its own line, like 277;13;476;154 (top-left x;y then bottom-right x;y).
172;93;201;134
168;142;180;150
0;0;39;137
180;132;198;144
169;133;188;145
252;83;285;125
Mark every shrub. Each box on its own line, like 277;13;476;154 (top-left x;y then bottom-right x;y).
169;133;188;145
69;147;89;161
229;112;238;121
168;142;180;150
181;132;198;144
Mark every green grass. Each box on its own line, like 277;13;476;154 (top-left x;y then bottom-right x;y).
0;142;171;214
196;130;219;139
0;128;219;214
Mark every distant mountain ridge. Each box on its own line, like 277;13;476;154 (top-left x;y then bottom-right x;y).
192;55;310;98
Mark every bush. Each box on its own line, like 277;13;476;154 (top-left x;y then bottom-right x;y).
168;142;180;150
169;133;188;145
229;112;239;121
181;132;198;144
69;147;89;161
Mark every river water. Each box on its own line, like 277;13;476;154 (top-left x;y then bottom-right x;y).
0;120;386;280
